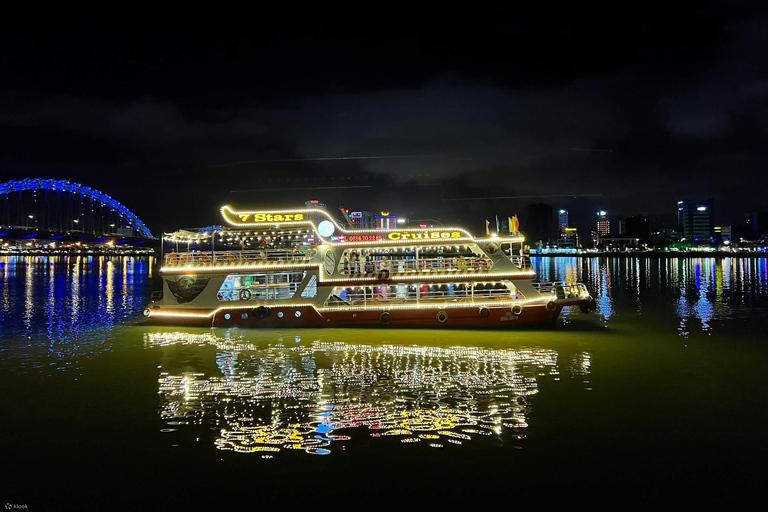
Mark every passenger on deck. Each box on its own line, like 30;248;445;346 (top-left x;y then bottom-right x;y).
380;256;391;278
341;252;350;274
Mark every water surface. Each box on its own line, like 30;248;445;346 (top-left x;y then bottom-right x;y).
1;255;767;508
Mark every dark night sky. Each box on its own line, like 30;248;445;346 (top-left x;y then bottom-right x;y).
2;4;766;234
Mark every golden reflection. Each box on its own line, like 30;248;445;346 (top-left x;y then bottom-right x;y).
23;256;34;329
146;332;587;457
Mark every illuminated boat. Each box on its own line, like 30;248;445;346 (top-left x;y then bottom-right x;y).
144;205;596;328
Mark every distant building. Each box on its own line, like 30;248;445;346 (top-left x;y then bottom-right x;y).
375;212;397;230
527;203;554;245
596;211;610;235
617;219;626;235
749;211;768;240
625;215;650;243
559;227;579;248
678;199;714;241
558;209;569;234
714;226;732;244
347;210;376;229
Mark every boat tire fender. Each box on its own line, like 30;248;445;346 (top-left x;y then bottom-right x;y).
380;312;392;325
479;307;491;318
546;301;557;312
436;311;448;323
589;297;597;311
253;306;271;319
512;305;523;316
579;299;590;314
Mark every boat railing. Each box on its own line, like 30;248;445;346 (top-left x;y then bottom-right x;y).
323;287;513;308
533;281;589;299
164;249;313;267
339;256;492;274
510;255;532;269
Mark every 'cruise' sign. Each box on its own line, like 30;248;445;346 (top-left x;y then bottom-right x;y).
387;231;462;240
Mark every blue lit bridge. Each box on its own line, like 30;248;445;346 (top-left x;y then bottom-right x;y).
1;178;155;247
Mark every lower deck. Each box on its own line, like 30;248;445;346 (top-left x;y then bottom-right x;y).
145;296;595;328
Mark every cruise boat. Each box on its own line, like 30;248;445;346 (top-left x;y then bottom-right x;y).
144;205;596;328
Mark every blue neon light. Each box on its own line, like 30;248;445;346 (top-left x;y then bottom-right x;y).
0;178;154;239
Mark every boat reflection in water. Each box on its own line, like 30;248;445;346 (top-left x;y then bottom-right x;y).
144;331;592;456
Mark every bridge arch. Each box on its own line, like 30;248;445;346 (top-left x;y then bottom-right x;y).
0;178;154;238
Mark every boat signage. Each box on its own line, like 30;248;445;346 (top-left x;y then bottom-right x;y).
348;234;383;242
387;231;462;240
234;213;306;223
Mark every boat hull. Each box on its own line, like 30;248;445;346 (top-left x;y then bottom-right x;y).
145;302;570;329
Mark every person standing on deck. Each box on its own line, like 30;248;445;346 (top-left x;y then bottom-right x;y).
380;256;391;278
341;252;350;274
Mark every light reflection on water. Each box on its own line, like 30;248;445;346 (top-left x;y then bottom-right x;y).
532;256;768;335
145;331;589;456
0;255;154;371
1;255;768;372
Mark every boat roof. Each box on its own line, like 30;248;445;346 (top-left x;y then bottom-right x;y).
220;205;525;246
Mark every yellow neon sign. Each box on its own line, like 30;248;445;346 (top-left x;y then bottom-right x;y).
387;231;462;240
235;213;305;223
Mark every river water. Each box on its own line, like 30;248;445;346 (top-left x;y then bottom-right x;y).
1;255;767;509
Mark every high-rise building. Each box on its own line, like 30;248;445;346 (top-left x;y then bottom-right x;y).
596;211;610;235
527;203;553;245
558;209;569;234
749;211;768;240
678;199;714;241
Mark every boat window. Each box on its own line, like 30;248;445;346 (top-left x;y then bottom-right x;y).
300;275;317;298
217;271;305;301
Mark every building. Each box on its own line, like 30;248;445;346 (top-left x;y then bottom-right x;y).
559;227;579;248
677;199;714;241
596;211;610;236
347;210;376;229
375;212;397;230
748;211;768;240
625;215;650;243
714;225;732;244
526;203;554;245
558;209;569;234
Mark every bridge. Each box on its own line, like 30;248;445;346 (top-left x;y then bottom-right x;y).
1;178;155;251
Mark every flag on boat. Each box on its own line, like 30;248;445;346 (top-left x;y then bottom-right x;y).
485;219;490;236
509;215;520;235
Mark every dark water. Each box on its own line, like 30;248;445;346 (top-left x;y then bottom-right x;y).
2;255;768;509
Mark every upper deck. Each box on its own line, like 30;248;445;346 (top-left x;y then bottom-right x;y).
161;206;533;278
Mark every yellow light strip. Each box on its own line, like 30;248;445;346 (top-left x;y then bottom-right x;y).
160;263;314;273
320;271;536;282
219;205;525;245
159;262;536;281
147;296;552;319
